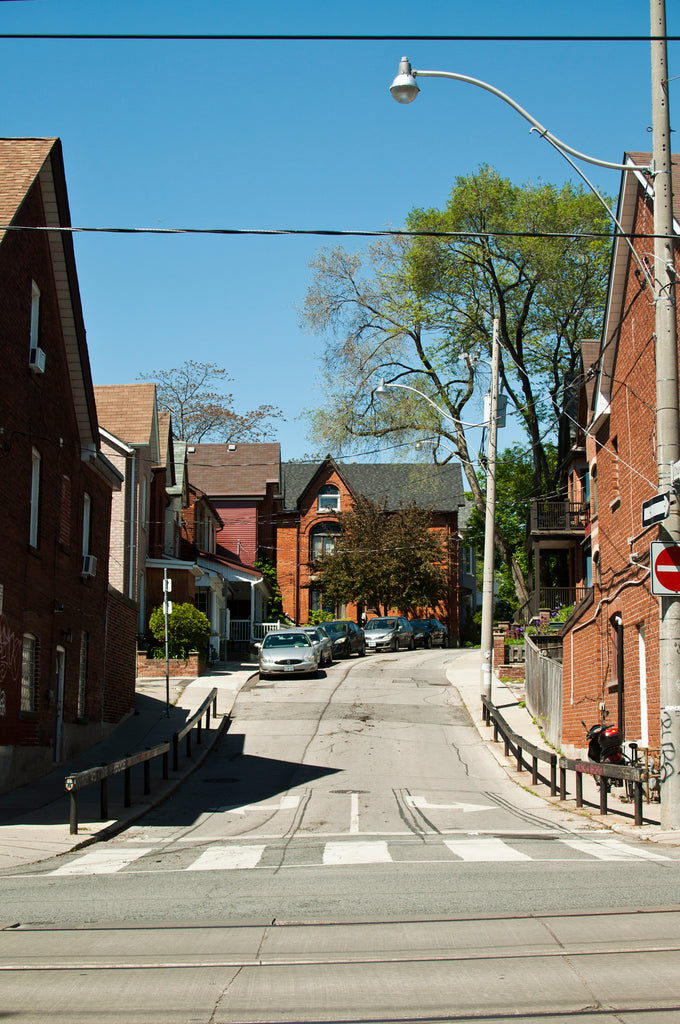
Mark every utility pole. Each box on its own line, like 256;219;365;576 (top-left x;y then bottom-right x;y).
480;317;500;702
651;0;680;828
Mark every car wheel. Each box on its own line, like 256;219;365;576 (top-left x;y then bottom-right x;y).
426;636;432;649
358;644;365;657
409;637;415;650
259;671;268;681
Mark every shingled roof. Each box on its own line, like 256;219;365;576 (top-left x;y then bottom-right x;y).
94;384;158;447
281;458;465;512
186;443;281;497
0;138;56;244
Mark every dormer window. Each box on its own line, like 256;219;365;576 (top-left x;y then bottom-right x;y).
317;484;340;512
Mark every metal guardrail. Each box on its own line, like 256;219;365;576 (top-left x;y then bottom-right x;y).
65;688;220;835
481;696;647;827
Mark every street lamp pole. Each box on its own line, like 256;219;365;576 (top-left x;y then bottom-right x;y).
650;0;680;829
480;318;500;702
389;0;680;823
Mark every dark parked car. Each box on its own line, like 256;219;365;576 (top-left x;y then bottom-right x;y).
323;619;366;658
409;619;437;648
426;618;448;647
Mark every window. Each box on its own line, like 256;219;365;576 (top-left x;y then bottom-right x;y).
82;493;91;556
195;588;211;620
29;448;41;547
317;485;340;512
590;463;598;518
59;476;72;547
310;522;341;559
77;632;89;719
30;281;40;350
21;634;38;713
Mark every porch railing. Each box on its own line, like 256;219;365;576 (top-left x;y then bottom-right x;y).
229;620;283;643
529;500;589;533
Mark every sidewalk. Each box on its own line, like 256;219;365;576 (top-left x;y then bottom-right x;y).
446;647;680;846
0;658;259;871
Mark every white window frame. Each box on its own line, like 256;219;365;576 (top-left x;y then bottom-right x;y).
30;281;40;350
317;485;340;512
29;448;41;547
82;492;91;557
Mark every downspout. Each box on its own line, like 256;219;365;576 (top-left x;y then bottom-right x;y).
128;452;136;600
295;515;301;625
250;576;263;640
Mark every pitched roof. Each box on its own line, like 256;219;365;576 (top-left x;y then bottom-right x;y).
186;442;281;497
281;458;465;512
0;138;56;244
0;138;104;458
94;383;158;446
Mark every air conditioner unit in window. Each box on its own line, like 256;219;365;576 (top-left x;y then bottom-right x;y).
81;554;97;578
29;347;46;373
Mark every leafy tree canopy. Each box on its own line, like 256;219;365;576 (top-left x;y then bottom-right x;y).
138;360;283;443
148;602;211;659
315;496;447;617
301;166;611;611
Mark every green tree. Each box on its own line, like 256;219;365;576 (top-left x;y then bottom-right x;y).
148;602;211;659
255;554;284;621
301;166;610;612
315;497;447;616
138;360;283;443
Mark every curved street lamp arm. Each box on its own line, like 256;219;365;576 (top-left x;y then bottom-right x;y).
411;69;652;173
376;378;485;428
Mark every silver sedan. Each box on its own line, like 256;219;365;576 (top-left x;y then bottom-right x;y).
301;625;334;667
257;630;320;680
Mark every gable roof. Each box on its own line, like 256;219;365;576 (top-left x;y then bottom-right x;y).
593;152;680;430
281;457;465;512
94;383;160;457
0;137;104;460
186;442;281;498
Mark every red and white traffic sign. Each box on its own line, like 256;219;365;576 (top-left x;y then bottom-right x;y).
651;543;680;595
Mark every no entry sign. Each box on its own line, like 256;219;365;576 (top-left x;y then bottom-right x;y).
651;543;680;595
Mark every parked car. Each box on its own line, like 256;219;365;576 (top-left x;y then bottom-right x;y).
426;618;449;647
409;619;437;648
256;629;320;680
301;625;334;667
323;619;366;658
364;616;415;653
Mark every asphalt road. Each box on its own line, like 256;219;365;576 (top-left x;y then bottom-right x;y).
3;648;680;1022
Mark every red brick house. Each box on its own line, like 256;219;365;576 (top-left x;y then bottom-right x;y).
276;457;464;640
0;138;129;791
185;443;277;647
560;152;680;757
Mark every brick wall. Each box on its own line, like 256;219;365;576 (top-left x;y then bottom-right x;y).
104;587;136;722
561;185;673;752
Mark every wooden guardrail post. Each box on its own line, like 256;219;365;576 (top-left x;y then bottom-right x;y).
575;769;583;808
550;753;557;796
100;774;108;820
69;788;78;835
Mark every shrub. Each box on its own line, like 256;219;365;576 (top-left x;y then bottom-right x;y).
148;602;211;659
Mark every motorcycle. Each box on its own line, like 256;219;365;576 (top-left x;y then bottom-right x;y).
582;720;627;792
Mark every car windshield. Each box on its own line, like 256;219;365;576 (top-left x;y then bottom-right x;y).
366;618;396;629
262;632;311;648
324;622;348;635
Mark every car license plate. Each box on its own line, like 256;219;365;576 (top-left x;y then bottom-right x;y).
284;665;295;672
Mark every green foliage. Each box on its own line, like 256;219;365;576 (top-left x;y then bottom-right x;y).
315;496;447;615
308;609;334;624
148;602;211;659
255;553;284;620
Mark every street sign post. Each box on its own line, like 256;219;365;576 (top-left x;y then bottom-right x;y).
651;543;680;596
642;492;671;528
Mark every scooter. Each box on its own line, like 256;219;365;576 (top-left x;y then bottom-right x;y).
582;720;627;792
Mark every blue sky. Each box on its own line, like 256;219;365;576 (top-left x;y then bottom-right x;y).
2;0;678;460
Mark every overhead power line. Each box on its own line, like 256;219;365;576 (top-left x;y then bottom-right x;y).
0;224;654;241
0;33;678;42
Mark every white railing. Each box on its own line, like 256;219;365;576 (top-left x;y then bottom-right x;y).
229;620;284;642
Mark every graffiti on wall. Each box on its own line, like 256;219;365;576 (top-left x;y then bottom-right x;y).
660;707;677;783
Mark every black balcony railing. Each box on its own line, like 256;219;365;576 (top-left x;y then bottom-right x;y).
530;500;589;534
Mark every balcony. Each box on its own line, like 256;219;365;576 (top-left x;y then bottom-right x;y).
528;499;589;539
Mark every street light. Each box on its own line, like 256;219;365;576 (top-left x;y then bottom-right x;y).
389;0;680;827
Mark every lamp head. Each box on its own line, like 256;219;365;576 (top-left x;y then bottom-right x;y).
390;57;419;104
374;377;388;394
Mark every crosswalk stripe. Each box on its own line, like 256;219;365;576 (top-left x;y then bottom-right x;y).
560;838;670;861
323;841;392;865
186;845;266;871
48;848;152;875
443;838;532;862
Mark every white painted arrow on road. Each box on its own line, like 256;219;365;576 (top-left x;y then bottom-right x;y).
405;795;495;813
